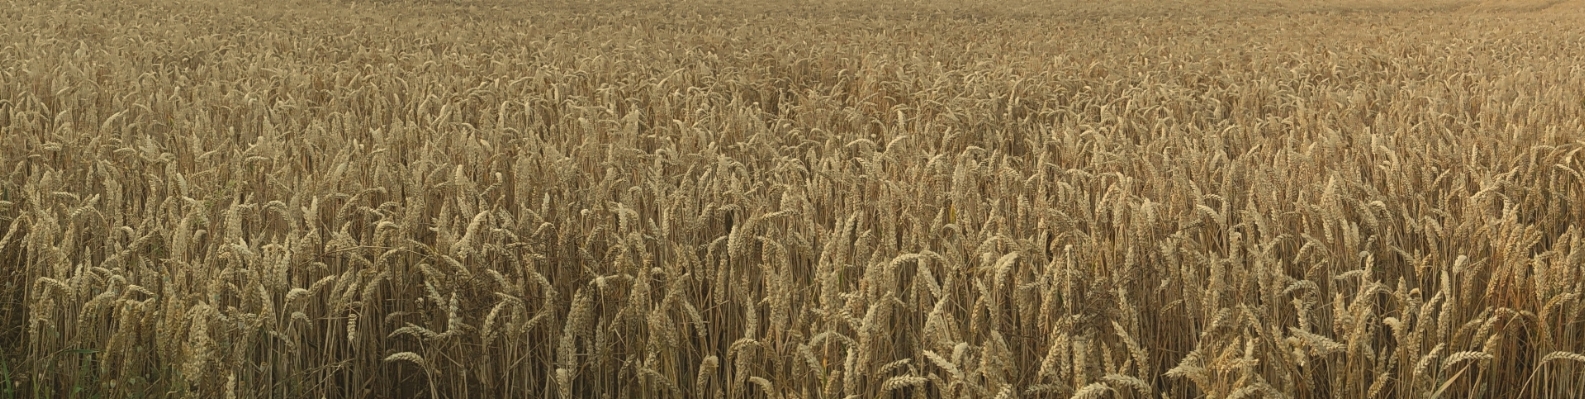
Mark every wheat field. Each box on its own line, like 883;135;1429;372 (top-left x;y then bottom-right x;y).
3;0;1585;398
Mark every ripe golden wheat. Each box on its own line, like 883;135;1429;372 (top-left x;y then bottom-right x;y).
1;0;1584;398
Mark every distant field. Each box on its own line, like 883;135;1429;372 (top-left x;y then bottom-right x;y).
3;0;1585;398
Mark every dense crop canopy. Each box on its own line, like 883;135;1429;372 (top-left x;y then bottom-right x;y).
2;0;1585;398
